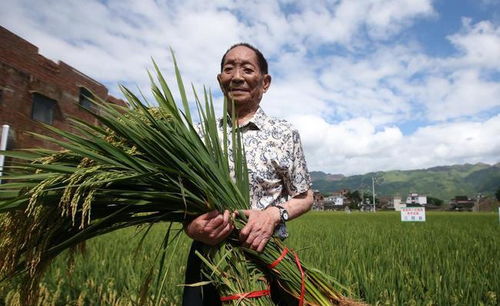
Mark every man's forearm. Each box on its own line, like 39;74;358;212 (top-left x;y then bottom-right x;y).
266;189;313;223
283;189;314;221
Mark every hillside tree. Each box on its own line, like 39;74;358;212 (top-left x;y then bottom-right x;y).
346;190;362;209
427;196;444;206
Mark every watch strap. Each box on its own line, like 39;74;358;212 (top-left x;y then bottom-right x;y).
275;204;288;222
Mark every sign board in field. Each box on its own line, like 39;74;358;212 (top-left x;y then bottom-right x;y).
401;207;426;222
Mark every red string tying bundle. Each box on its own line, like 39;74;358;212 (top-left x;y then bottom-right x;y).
220;247;307;304
220;288;271;302
266;247;306;306
267;247;289;269
293;252;306;306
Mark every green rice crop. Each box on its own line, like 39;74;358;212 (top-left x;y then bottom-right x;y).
1;211;498;305
286;211;499;305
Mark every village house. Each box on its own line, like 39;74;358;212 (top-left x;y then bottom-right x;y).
448;196;475;211
312;189;352;211
392;195;404;211
312;190;325;210
405;193;427;206
324;194;344;210
377;196;393;209
323;189;350;210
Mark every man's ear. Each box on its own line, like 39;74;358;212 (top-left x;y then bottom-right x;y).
262;74;272;93
217;73;225;93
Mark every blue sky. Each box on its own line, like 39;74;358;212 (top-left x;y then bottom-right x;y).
1;0;499;175
412;1;496;56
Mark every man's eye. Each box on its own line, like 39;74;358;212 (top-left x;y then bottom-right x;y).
244;68;254;74
223;66;233;72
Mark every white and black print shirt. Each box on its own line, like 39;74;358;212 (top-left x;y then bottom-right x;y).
219;108;312;238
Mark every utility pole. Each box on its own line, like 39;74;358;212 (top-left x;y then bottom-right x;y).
372;176;376;212
474;193;482;212
361;190;364;211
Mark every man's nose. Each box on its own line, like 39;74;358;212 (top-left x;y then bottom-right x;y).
232;68;244;81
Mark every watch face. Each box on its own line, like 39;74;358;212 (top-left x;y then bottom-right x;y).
282;210;289;221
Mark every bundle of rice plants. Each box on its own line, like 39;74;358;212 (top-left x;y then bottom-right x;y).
0;55;363;305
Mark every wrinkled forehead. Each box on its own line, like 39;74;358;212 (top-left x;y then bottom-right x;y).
222;46;260;67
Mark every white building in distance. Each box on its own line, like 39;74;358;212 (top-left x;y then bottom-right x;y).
405;193;427;206
393;196;404;211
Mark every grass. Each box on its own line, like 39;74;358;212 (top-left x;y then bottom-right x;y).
1;211;498;305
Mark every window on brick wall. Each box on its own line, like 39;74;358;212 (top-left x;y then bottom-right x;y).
32;93;57;124
79;87;94;110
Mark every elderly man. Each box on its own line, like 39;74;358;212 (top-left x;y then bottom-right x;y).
183;43;313;305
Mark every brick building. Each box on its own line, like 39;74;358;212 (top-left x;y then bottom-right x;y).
0;26;126;151
449;196;475;211
312;190;324;210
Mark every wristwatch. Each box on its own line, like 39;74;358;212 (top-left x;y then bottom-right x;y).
275;204;289;222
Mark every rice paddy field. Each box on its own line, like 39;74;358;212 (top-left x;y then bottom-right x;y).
1;211;499;305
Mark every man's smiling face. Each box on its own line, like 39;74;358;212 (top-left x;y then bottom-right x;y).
218;46;271;108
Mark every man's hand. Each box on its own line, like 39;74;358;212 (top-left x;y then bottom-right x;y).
239;207;281;252
184;210;234;245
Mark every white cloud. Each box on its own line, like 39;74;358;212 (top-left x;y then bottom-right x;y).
416;69;500;121
282;0;434;46
292;115;404;174
0;0;498;175
447;18;500;69
400;115;500;167
365;0;435;39
292;114;500;175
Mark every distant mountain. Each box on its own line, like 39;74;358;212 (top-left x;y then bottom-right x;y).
311;163;500;200
310;171;345;181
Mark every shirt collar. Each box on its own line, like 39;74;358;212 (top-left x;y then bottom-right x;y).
220;107;268;130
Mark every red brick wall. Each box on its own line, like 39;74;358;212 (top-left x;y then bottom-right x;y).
0;26;126;151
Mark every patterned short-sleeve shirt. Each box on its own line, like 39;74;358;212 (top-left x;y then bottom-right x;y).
219;108;312;238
